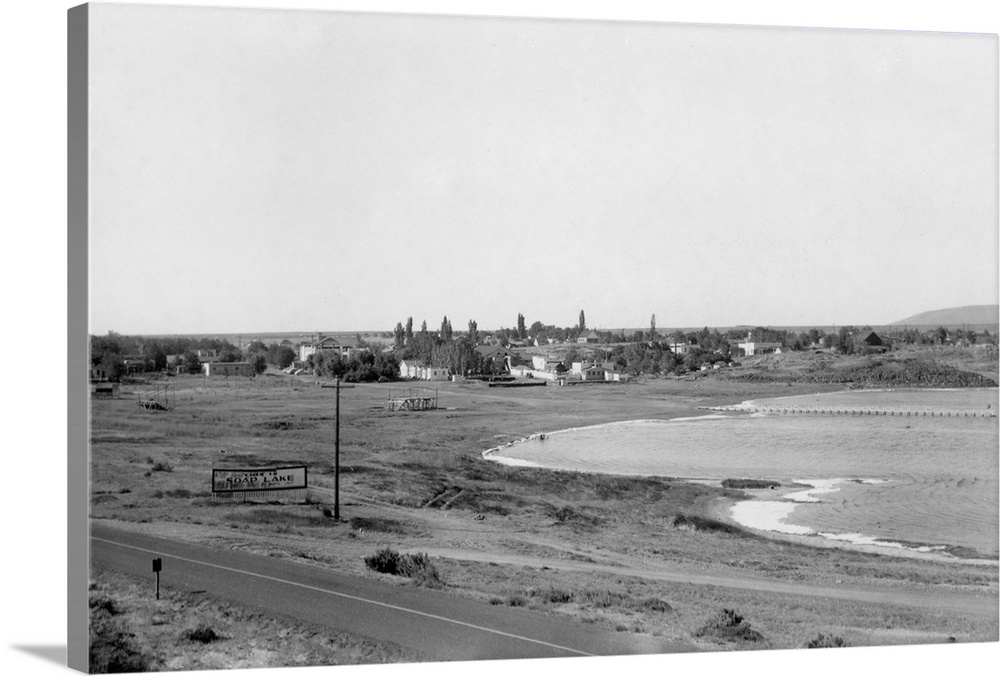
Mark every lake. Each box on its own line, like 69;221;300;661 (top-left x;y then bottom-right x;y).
485;388;999;559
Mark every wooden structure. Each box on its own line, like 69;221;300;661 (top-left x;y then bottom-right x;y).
90;381;119;399
386;388;439;412
137;383;173;411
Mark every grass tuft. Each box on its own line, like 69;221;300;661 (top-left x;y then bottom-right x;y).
806;633;849;648
672;513;748;536
695;608;766;644
364;548;443;587
183;624;222;644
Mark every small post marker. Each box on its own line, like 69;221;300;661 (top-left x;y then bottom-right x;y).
152;558;162;599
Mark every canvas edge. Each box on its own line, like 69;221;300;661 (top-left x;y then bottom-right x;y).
68;3;90;672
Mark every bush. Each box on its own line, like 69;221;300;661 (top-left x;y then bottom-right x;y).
694;608;765;643
350;516;407;534
543;587;574;604
639;596;673;613
806;633;849;648
88;594;121;617
183;624;222;644
722;479;780;490
672;513;747;536
150;461;173;473
364;548;402;575
364;548;442;587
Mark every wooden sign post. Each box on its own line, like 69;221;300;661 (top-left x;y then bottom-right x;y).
152;558;162;599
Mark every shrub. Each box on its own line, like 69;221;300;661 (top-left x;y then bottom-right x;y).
545;504;602;528
579;588;629;609
350;516;407;534
722;479;780;490
639;596;672;613
88;594;122;617
543;587;574;604
150;461;173;473
672;513;747;536
694;608;765;643
184;624;222;644
364;548;442;587
806;633;849;648
364;548;402;575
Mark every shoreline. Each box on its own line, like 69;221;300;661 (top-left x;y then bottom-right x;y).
480;388;999;564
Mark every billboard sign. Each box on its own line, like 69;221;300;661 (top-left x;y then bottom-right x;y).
212;466;308;501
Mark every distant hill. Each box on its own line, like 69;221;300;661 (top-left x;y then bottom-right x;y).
892;305;999;327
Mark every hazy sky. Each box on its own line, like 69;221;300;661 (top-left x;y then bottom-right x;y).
87;2;998;334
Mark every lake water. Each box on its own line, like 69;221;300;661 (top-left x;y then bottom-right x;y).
486;388;999;559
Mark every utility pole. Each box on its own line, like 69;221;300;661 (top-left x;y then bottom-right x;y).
322;376;354;520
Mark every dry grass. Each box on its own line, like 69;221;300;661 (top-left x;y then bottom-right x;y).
88;569;415;671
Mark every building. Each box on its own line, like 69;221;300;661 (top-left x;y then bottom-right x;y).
203;362;255;377
668;342;691;355
580;364;606;381
299;336;359;362
399;360;450;381
532;355;556;371
737;341;782;356
737;333;782;356
856;330;889;353
399;360;449;381
577;330;601;344
417;366;450;381
399;359;420;379
474;344;514;372
859;331;884;347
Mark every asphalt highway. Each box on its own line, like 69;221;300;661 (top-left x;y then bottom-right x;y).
90;522;693;662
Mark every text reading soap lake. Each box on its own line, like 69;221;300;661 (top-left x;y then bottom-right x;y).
490;389;999;557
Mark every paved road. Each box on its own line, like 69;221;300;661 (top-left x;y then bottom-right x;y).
90;522;692;662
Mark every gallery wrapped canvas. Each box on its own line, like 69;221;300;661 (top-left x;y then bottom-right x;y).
67;2;998;675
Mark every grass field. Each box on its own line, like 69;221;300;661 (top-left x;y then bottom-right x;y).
88;353;1000;666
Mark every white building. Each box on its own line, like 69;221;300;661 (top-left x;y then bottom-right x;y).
203;362;255;377
737;338;783;356
399;360;449;381
580;364;606;381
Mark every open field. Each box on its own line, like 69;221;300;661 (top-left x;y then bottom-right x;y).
88;350;999;665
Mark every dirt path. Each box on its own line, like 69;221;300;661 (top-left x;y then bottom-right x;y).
416;544;997;618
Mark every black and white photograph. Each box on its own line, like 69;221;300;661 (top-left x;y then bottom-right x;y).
8;2;1000;675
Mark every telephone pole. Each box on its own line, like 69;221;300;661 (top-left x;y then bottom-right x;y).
322;376;354;519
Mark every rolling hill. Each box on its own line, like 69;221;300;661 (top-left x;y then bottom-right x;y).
892;304;999;327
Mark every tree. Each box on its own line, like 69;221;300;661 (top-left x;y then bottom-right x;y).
99;352;126;382
578;310;587;331
649;313;657;341
468;319;478;344
405;317;414;343
266;344;296;369
183;351;202;375
517;313;526;341
249;353;268;375
246;340;267;355
440;316;453;342
393;322;405;350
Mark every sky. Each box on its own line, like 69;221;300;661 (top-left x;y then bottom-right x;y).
86;2;998;335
